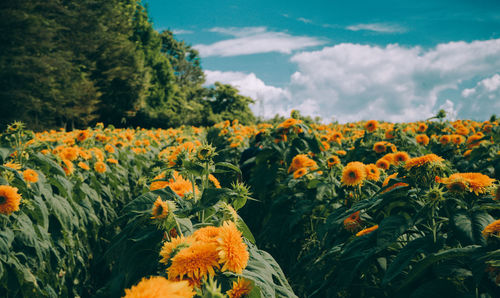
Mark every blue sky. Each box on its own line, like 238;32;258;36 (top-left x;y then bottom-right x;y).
144;0;500;122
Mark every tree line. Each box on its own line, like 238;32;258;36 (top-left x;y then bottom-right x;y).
0;0;256;130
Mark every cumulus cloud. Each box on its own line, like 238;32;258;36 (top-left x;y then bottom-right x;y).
204;39;500;122
172;29;194;35
287;39;500;122
204;70;291;118
460;73;500;118
195;27;326;57
346;23;406;33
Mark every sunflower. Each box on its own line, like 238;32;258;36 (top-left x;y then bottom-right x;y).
78;162;90;171
327;155;340;168
61;159;74;176
76;130;90;142
0;185;22;215
151;196;169;220
216;221;249;274
341;162;366;187
104;144;115;153
293;168;308;179
364;120;379;132
415;134;430;146
439;135;451;145
288;154;317;173
168;241;220;282
417;123;428;132
208;174;221;188
373;142;387;153
123;276;195;298
94;161;107;173
343;211;361;232
451;134;465;145
375;158;390;170
3;161;21;170
106;158;118;164
277;118;301;129
393;152;410;164
385;128;395;139
482;219;500;238
226;278;253;298
405;154;444;170
439;172;495;195
160;236;193;265
365;164;380;181
356;224;378;237
192;226;221;244
60;147;79;161
336;150;347;156
381;173;408;193
23;169;38;183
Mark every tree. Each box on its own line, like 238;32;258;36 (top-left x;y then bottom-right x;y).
206;82;256;125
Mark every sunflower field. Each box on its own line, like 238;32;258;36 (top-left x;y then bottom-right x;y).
0;116;499;297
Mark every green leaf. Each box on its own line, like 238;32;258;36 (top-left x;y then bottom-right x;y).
215;162;242;175
237;217;256;244
376;215;412;250
451;210;493;246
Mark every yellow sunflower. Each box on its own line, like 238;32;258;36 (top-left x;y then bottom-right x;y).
482;219;500;238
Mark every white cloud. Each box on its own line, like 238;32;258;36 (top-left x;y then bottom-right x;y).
172;29;194;35
287;39;500;122
204;70;291;118
346;23;406;33
204;39;500;122
297;17;312;24
195;27;326;57
459;73;500;117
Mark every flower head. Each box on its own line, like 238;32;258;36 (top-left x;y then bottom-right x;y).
168;241;220;282
23;169;38;183
123;276;195;298
293;168;308;179
151;196;169;220
482;219;500;238
341;162;366;187
364;120;378;132
216;221;249;274
94;161;107;173
0;185;22;215
405;154;444;170
343;211;361;232
226;278;252;298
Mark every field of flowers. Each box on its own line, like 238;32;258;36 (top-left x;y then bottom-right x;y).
0;115;498;297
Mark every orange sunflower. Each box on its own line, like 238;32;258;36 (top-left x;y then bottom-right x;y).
151;196;169;220
393;152;410;164
0;185;22;215
168;241;220;283
226;278;253;298
482;219;500;238
415;134;430;146
23;169;38;183
439;172;495;195
365;164;380;181
94;161;107;173
159;236;193;265
364;120;379;132
216;221;249;274
293;168;308;179
123;276;195;298
343;211;361;232
327;155;340;168
341;162;366;186
373;142;387;153
405;154;444;170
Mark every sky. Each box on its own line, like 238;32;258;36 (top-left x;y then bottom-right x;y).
144;0;500;122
